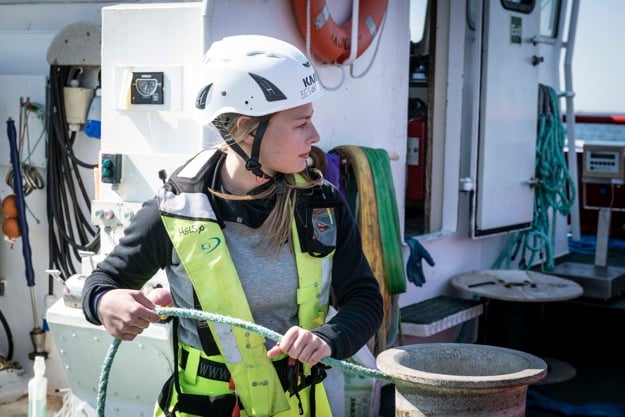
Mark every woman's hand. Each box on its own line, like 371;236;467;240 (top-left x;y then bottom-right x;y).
267;326;331;366
146;286;173;307
97;289;163;341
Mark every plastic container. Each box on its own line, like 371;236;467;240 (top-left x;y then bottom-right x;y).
85;87;102;138
28;356;47;417
63;79;94;125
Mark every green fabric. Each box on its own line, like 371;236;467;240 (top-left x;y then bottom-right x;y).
360;147;406;294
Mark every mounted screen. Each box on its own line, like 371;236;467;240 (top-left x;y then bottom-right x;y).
500;0;535;14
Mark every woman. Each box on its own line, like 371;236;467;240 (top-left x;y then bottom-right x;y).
82;34;383;417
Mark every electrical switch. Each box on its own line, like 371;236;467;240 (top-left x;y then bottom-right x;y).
101;153;122;184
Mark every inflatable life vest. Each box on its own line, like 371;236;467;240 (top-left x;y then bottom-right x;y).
292;0;388;64
157;149;335;416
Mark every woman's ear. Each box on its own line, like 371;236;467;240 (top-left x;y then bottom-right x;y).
236;116;255;145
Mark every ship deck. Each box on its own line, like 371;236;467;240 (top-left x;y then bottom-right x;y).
2;248;624;417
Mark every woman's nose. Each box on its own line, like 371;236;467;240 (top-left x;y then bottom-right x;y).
308;124;320;144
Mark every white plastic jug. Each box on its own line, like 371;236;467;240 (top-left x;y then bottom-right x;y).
28;356;47;417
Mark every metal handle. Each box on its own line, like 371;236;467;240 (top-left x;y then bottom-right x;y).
526;177;540;188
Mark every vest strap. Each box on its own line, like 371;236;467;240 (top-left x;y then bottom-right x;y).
175;392;240;417
180;348;230;382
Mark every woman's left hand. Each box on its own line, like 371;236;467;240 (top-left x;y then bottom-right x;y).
267;326;331;366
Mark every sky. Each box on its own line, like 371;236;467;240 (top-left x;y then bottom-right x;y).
409;0;625;114
573;0;625;113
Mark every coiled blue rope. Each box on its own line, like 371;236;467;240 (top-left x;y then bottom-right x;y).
96;307;392;417
493;85;576;271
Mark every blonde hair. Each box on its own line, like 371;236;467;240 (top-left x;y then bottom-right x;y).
211;113;323;255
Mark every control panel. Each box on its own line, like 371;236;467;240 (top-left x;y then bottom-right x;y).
582;142;625;184
91;200;143;230
101;153;122;184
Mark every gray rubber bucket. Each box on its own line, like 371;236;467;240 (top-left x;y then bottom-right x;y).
377;343;548;416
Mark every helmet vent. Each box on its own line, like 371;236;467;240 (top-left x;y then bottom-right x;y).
195;83;212;109
248;73;286;102
247;51;283;60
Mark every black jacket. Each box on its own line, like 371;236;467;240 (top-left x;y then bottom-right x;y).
82;150;383;360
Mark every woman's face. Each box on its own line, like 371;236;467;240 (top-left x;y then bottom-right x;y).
254;103;320;176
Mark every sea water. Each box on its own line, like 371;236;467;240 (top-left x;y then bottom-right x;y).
574;123;625;144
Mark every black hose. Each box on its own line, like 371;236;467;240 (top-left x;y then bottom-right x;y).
0;308;14;360
45;65;100;280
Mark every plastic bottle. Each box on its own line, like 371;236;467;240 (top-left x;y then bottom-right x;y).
28;356;47;417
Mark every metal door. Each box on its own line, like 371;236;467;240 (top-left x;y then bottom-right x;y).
475;0;540;236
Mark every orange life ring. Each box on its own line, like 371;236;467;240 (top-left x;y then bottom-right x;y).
292;0;388;64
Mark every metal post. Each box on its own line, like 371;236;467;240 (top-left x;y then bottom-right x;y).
564;0;581;241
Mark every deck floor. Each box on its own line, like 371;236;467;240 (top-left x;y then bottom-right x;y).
515;246;625;417
526;247;625;416
0;394;64;417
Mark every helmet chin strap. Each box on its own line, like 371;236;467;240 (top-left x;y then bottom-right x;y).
244;117;269;178
221;117;280;183
219;117;286;195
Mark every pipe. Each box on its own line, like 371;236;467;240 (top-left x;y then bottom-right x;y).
201;0;215;55
564;0;581;241
201;0;216;149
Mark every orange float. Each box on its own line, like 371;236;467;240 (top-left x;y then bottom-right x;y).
292;0;388;64
2;216;20;239
1;194;18;218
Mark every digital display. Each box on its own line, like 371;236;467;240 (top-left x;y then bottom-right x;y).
582;143;625;183
589;152;616;160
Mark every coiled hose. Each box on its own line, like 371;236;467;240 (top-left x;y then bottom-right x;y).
96;307;392;417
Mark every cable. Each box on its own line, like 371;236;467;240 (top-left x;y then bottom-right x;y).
45;65;100;281
5;164;44;197
0;308;14;360
96;307;393;417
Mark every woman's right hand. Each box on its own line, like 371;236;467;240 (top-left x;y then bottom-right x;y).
97;289;162;340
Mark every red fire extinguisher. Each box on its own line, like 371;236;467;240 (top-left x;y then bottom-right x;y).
406;101;426;202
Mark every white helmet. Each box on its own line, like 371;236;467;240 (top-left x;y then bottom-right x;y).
195;35;325;126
